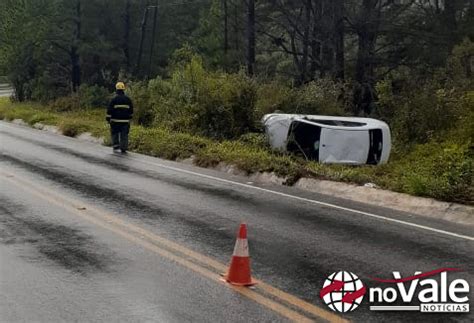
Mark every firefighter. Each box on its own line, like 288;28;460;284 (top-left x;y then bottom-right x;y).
106;82;134;153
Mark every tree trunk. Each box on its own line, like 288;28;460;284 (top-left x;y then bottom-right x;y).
310;0;323;79
233;2;240;52
148;4;158;79
223;0;228;56
444;0;457;31
71;0;81;92
124;0;131;71
354;0;378;115
443;0;459;49
300;0;312;84
334;0;344;80
246;0;255;76
13;80;25;102
71;49;80;92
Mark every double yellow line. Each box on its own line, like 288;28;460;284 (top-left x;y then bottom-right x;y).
2;172;347;323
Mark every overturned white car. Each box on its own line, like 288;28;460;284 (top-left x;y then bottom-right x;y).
262;114;391;165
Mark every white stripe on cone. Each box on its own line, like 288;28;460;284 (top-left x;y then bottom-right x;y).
232;238;249;257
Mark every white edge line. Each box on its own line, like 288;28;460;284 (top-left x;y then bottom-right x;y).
130;155;474;242
2;121;473;241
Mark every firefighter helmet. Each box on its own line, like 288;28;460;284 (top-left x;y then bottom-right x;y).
115;82;126;90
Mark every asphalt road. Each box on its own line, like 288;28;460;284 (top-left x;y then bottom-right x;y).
1;121;473;322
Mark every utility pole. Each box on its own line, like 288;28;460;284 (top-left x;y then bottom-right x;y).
148;2;158;79
135;2;151;76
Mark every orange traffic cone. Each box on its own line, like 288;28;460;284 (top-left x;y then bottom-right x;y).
223;223;257;286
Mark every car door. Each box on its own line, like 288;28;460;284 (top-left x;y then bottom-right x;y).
319;128;370;164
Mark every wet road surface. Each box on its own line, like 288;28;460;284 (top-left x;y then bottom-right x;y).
1;121;473;322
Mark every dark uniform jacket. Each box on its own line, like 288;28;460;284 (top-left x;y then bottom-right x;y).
106;93;134;123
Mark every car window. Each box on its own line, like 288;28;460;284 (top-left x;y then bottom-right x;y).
305;119;366;127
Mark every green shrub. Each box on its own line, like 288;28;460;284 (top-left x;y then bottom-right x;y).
128;81;155;127
134;55;314;139
58;119;92;137
136;56;258;139
376;79;472;148
255;79;348;118
78;84;110;108
446;38;474;89
29;74;69;103
375;42;473;150
293;79;347;116
48;85;110;112
254;82;294;119
192;71;257;139
126;51;350;139
391;142;473;202
48;95;81;112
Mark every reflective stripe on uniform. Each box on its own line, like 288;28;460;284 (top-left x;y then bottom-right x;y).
106;114;111;117
114;104;130;109
110;119;130;123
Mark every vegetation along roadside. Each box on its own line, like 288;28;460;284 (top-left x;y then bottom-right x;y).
1;69;472;205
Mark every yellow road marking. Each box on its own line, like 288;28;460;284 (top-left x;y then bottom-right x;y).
2;172;348;323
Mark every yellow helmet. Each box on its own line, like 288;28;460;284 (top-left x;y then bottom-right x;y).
115;82;126;90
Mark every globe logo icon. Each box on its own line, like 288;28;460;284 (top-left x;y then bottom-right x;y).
320;271;366;313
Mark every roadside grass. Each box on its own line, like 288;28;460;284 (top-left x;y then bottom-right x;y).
128;126;210;160
0;100;59;125
0;97;472;204
0;98;107;138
